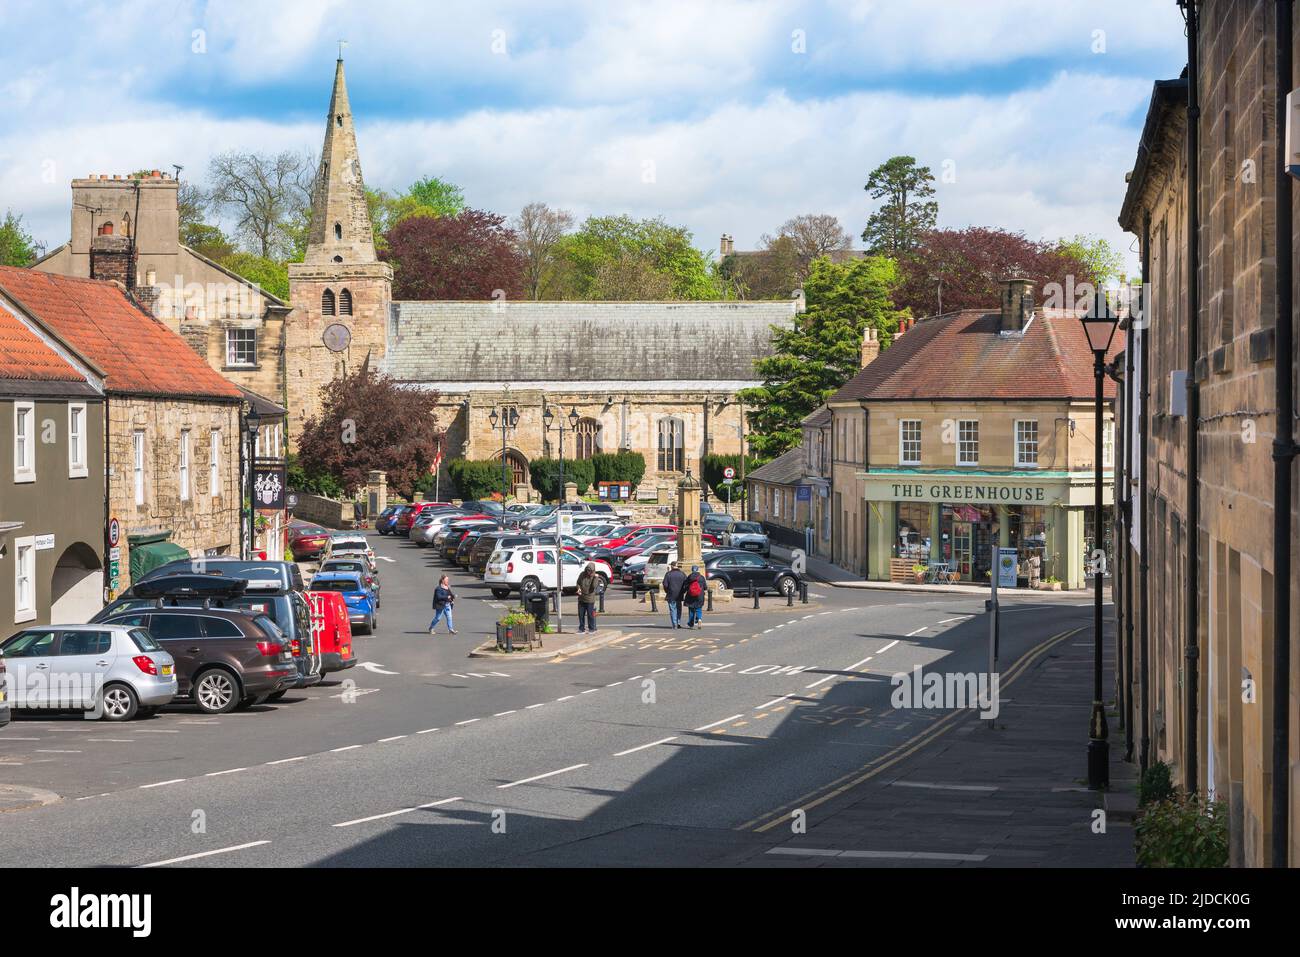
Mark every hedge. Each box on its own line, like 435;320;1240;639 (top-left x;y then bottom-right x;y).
591;451;646;488
530;457;595;502
446;458;509;501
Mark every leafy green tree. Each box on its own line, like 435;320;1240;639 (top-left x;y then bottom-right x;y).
548;215;721;300
220;252;289;300
529;457;595;501
1056;234;1125;286
447;458;509;500
740;256;900;458
591;451;646;488
183;223;236;261
701;453;765;502
861;156;938;256
367;176;466;252
286;453;347;499
0;210;36;266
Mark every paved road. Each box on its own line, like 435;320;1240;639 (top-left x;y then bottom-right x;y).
0;528;1096;867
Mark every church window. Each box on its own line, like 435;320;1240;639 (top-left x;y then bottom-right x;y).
339;288;353;316
574;417;599;459
334;222;343;241
657;417;684;473
333;255;343;263
336;114;343;127
322;288;336;315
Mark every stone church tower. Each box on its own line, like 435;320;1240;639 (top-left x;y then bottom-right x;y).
285;57;392;441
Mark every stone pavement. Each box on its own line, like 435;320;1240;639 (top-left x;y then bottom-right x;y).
731;614;1136;867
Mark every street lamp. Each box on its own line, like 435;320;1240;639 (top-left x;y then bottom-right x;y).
1080;291;1120;790
489;405;519;528
243;408;263;560
543;406;581;505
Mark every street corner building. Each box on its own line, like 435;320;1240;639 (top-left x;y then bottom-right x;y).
0;283;105;626
751;280;1122;591
1113;0;1300;867
0;267;244;597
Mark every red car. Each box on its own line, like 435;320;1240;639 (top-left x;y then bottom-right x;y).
307;590;356;674
587;524;677;550
397;501;458;533
288;520;331;559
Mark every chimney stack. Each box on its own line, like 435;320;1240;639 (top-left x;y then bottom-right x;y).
719;234;734;257
860;326;880;368
1000;277;1035;334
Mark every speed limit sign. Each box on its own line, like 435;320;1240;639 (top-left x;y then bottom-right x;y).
723;466;735;480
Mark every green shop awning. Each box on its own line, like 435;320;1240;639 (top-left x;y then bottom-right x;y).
127;532;190;582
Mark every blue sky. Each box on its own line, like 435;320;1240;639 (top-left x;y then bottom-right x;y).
0;0;1189;272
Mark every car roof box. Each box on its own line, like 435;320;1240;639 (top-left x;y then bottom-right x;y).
130;574;248;599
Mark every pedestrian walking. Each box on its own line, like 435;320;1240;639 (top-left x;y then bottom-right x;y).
429;575;457;635
683;565;707;629
576;562;600;634
662;561;687;629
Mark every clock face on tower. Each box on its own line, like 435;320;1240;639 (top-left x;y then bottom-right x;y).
322;322;352;353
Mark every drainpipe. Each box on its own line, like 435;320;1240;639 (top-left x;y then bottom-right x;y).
1272;0;1296;869
1182;0;1202;795
1140;212;1153;771
1120;328;1135;762
102;395;111;599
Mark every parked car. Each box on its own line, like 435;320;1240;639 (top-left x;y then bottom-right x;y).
702;550;801;597
411;510;479;546
396;501;457;534
95;609;295;714
323;532;375;563
586;523;676;550
459;500;503;516
606;533;677;572
316;557;379;604
0;624;179;721
455;528;488;568
439;520;497;562
469;532;539;575
375;505;407;535
136;556;304;592
306;590;356;674
702;512;734;536
307;572;378;635
723;520;771;557
640;545;724;588
0;652;8;728
288;520;332;559
484;546;611;598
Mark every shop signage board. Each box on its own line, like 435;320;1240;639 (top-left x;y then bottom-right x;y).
997;547;1018;588
796;485;812;502
861;478;1065;507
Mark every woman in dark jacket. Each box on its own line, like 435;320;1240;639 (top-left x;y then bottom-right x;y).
429;575;457;635
682;566;707;629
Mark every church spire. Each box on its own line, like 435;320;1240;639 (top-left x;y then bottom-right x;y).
303;57;377;266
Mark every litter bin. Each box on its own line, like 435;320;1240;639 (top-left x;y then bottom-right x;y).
525;592;550;630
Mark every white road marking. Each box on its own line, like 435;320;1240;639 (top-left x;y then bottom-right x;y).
140;778;186;789
377;556;397;563
488;672;510;677
605;681;623;687
136;729;180;734
493;711;516;717
35;749;82;754
450;674;469;678
330;745;362;753
766;847;988;863
85;738;134;743
333;796;462;828
378;735;407;742
905;626;928;637
359;662;399;675
525;704;545;710
556;695;574;701
937;616;974;624
329;687;380;699
455;718;480;726
580;689;599;695
417;727;439;734
890;781;998;792
266;756;308;765
806;654;876;689
757;695;790;709
877;639;900;654
694;714;744;731
138;840;271;868
614;736;678;757
204;767;246;777
497;763;588;790
652;667;668;673
2;736;40;741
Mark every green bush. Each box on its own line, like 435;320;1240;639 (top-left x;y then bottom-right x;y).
447;458;506;500
287;453;347;499
591;451;646;488
1135;792;1228;868
701;452;765;502
498;610;535;627
1138;761;1174;807
529;457;595;501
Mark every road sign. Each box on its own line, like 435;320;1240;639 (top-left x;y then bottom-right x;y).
558;513;574;535
796;485;811;502
997;547;1018;588
108;517;120;547
723;466;735;479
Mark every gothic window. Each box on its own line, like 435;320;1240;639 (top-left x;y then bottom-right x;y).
339;288;353;316
334;222;343;241
657;417;684;473
573;418;600;459
322;288;336;315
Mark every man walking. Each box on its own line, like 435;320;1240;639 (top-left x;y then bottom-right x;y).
576;562;600;634
429;575;457;635
662;561;687;629
683;565;707;629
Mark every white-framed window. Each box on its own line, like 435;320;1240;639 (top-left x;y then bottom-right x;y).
956;419;980;466
13;401;35;483
1103;419;1115;467
774;487;781;518
68;402;87;478
225;329;256;367
1015;419;1039;468
179;430;191;502
133;430;146;505
13;535;36;623
210;429;221;497
899;419;921;465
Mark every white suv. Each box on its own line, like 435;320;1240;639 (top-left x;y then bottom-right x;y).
484;546;612;599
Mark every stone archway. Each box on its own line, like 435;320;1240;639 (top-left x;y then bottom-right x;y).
50;542;102;623
501;448;529;488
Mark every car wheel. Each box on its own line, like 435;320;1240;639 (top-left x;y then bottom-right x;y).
100;683;139;721
777;575;798;597
520;577;542;595
596;575;609;593
491;587;512;599
193;668;240;715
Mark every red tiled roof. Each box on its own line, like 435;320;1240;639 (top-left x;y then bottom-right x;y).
0;266;241;400
828;308;1123;403
0;301;86;382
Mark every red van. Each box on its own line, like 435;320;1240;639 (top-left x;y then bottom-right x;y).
307;590;356;674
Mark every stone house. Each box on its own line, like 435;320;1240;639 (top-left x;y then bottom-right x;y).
0;287;106;626
0;267;244;595
1114;0;1300;866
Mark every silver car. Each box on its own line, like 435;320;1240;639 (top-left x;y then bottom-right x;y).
723;520;771;557
412;511;464;546
0;624;178;721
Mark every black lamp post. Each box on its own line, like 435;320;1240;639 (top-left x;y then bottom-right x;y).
1080;292;1120;790
543;406;581;506
243;407;263;560
488;405;519;528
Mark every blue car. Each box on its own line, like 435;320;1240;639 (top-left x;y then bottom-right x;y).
309;572;377;635
375;505;406;535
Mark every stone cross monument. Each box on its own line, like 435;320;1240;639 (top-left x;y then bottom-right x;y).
676;468;703;571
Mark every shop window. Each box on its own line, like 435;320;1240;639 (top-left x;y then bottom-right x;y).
957;420;979;466
899;419;921;465
895;503;931;560
1015;419;1039;468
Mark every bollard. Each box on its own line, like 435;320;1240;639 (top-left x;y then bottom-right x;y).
598;589;606;613
650;589;658;613
706;587;714;612
786;587;794;607
800;580;809;604
752;586;760;610
551;591;558;613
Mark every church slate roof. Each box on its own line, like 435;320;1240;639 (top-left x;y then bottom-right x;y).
384;300;797;385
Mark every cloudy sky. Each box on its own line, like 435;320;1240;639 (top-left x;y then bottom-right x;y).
1;0;1188;271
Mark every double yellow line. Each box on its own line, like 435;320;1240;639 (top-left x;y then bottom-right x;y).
739;625;1084;834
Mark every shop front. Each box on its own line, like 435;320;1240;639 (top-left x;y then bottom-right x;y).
861;470;1111;589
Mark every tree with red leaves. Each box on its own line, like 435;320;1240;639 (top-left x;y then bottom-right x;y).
296;367;442;499
382;208;527;301
893;227;1101;318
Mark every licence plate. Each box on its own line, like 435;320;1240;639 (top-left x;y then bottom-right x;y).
161;664;174;676
744;542;760;550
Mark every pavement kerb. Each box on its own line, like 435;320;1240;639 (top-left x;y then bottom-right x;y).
468;628;625;660
0;784;63;813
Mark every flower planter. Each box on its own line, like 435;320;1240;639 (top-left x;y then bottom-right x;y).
496;620;539;651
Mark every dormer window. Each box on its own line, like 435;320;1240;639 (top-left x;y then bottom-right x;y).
322;288;336;315
334;222;343;241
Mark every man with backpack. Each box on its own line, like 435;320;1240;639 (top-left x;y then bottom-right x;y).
662;561;687;629
683;565;707;629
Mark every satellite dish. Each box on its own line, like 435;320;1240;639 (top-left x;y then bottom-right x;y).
323;323;352;353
